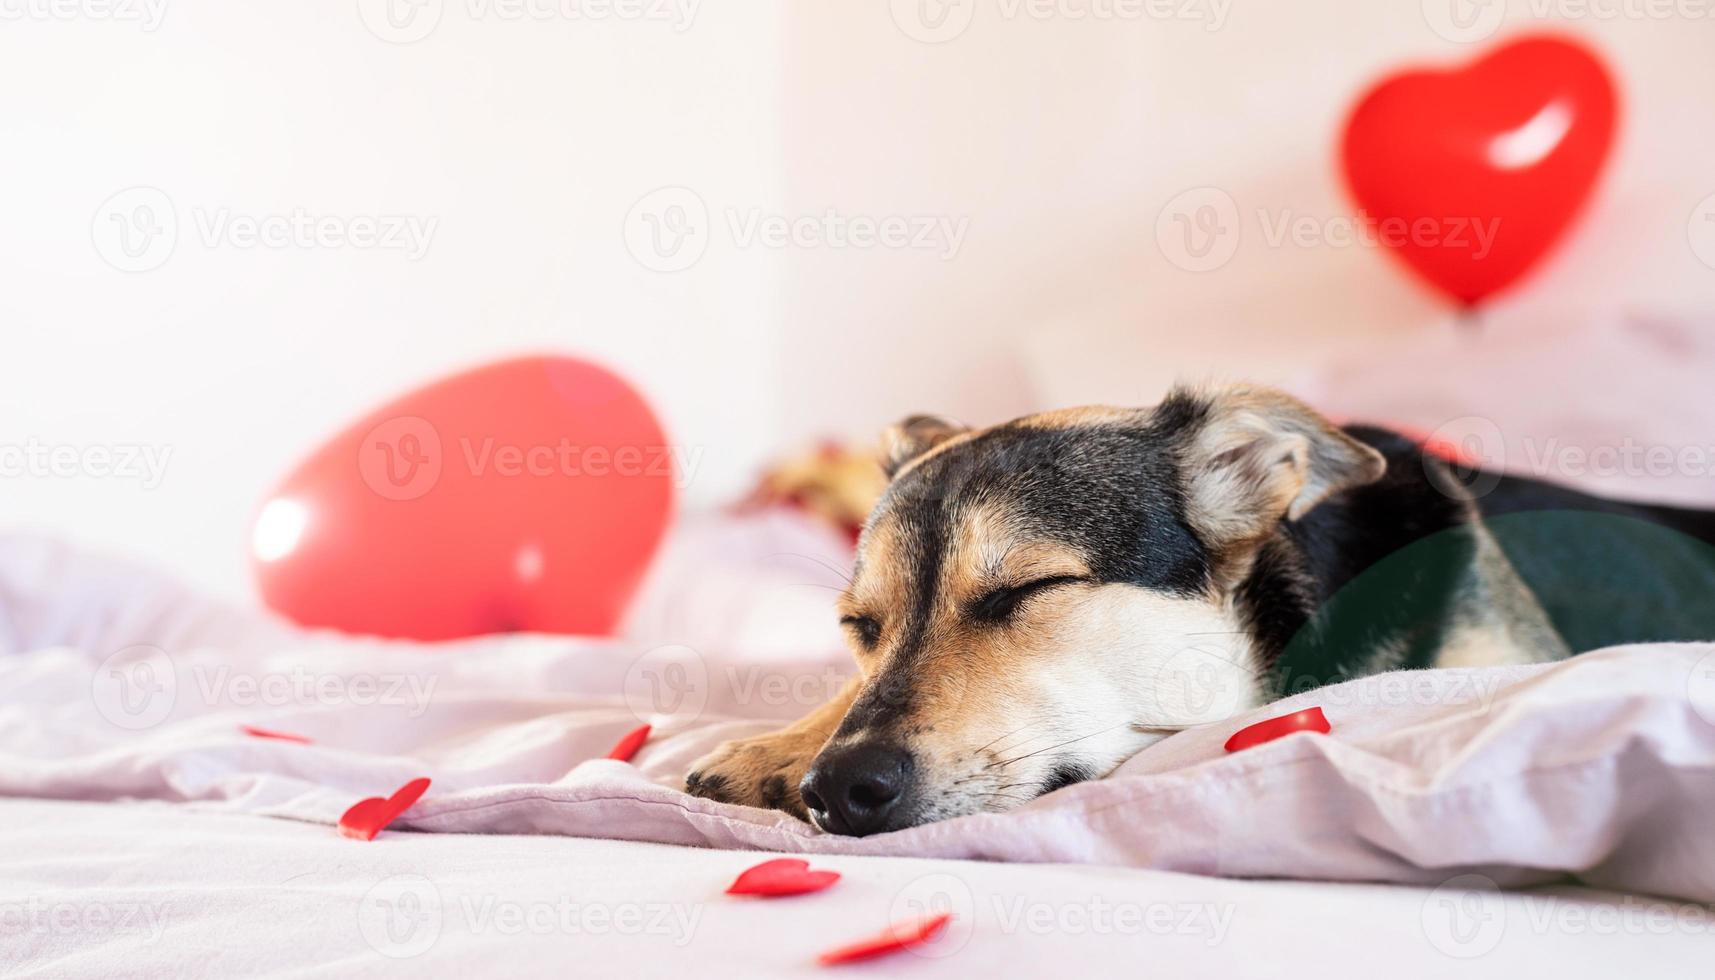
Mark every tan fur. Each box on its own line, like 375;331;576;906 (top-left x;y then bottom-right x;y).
684;678;860;818
1181;385;1386;585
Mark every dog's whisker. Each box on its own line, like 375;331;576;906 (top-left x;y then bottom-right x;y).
974;722;1039;756
986;722;1130;770
764;551;854;587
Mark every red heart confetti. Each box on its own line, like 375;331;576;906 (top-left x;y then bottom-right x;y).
338;777;432;841
816;913;953;966
726;858;841;897
239;725;312;744
1224;706;1331;753
606;723;651;762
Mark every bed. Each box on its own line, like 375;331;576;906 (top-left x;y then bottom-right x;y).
3;511;1714;977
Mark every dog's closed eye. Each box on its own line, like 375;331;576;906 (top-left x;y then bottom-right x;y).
839;614;882;648
970;576;1087;623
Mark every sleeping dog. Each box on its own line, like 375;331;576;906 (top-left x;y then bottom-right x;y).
685;384;1715;835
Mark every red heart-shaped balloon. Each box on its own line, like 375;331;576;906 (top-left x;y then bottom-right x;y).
1341;35;1617;308
1224;706;1331;753
726;858;842;897
816;913;952;966
252;356;674;640
339;777;432;841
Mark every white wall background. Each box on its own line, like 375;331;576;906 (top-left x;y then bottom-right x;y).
4;1;1714;600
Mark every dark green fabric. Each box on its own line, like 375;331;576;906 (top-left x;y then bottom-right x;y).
1487;510;1715;653
1270;510;1715;696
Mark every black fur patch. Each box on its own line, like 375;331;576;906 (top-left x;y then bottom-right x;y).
685;771;732;803
1247;427;1476;690
1038;761;1097;797
759;773;792;811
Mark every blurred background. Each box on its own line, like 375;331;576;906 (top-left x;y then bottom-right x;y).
3;1;1714;606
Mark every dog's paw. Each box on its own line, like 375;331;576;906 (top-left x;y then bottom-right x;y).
684;731;819;820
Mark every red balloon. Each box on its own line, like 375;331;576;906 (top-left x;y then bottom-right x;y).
252;356;674;640
1341;35;1617;308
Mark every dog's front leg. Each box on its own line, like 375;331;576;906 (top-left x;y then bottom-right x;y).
684;677;859;820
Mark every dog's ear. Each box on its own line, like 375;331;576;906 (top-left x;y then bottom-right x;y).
880;414;969;478
1175;384;1386;551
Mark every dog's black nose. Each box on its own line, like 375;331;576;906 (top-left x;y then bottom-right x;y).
799;743;914;837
